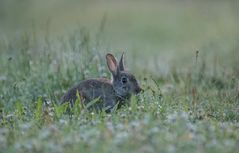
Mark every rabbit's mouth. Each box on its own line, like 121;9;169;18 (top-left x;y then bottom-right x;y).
135;87;143;94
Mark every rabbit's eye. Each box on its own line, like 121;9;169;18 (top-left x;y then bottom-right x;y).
121;77;128;84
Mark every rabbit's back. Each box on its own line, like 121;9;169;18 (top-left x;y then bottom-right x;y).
60;78;118;111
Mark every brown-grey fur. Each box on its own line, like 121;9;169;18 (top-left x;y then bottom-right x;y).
60;53;142;113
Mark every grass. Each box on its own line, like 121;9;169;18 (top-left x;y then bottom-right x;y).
0;1;239;153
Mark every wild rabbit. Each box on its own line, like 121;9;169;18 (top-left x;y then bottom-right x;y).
60;53;142;113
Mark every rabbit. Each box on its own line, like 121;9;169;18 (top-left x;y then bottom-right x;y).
60;52;142;113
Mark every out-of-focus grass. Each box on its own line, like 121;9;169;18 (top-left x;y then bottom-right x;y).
1;1;239;71
0;1;239;153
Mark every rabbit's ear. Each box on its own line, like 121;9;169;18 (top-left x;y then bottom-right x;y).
106;53;118;76
119;52;125;71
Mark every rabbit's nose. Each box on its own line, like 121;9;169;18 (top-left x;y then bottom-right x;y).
135;87;143;94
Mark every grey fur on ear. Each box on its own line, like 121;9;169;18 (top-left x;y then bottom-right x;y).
106;53;118;76
119;52;125;71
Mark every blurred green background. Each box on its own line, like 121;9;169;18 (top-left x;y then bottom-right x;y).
1;0;239;70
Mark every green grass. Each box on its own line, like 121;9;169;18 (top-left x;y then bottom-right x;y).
0;1;239;153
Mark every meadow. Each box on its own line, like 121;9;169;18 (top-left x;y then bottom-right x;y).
0;1;239;153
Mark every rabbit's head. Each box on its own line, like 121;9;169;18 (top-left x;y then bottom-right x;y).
106;53;142;98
